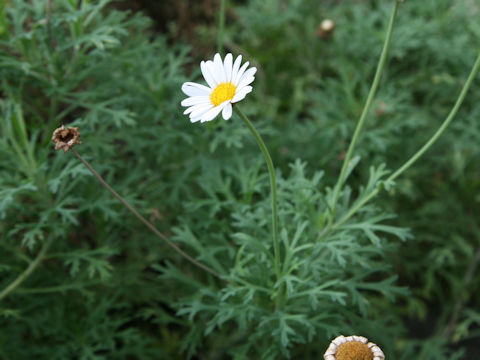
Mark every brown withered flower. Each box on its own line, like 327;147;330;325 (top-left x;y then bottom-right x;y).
52;125;82;153
317;19;336;39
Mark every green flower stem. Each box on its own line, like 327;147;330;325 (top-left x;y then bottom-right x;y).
234;107;282;289
217;0;227;55
71;149;223;280
387;54;480;183
329;0;400;220
0;237;53;302
15;281;105;294
327;51;480;233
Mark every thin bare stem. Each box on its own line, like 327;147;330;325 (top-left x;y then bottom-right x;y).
387;52;480;184
71;149;223;280
329;1;400;219
320;51;480;237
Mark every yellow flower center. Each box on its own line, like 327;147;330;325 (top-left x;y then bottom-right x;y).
210;82;236;106
336;341;373;360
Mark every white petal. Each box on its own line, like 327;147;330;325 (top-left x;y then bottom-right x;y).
355;336;368;344
190;103;214;121
324;356;335;360
332;336;346;346
190;114;203;123
181;96;210;107
184;106;198;115
213;53;227;83
237;76;255;90
233;61;250;85
238;67;257;84
231;55;243;84
223;53;233;82
181;82;211;97
200;61;217;88
190;104;214;118
232;86;252;103
372;346;384;358
345;336;355;342
186;103;213;117
324;349;336;356
201;103;227;122
222;102;233;120
206;60;222;85
327;344;337;353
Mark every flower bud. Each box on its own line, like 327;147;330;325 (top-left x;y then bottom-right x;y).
317;19;336;39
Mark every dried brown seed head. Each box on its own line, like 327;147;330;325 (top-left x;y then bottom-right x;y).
52;125;82;153
317;19;336;39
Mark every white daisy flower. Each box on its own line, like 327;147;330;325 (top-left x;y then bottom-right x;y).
181;53;257;123
324;335;385;360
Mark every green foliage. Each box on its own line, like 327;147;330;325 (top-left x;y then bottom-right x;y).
1;0;480;359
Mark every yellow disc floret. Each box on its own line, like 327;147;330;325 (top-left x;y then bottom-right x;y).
210;82;236;106
336;341;373;360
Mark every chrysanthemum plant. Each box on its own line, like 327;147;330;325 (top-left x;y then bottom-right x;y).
176;0;480;357
1;0;480;358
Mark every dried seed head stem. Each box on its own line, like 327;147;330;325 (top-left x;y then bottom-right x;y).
70;148;223;279
51;125;223;279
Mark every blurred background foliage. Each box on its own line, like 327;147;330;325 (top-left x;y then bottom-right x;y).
0;0;479;359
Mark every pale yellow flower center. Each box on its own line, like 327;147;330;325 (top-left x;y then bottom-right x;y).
336;341;373;360
210;82;236;106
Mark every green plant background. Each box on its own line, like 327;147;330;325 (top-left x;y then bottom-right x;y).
0;0;479;359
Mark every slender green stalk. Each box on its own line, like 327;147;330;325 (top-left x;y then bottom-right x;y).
387;53;480;183
329;1;400;219
71;149;223;280
325;51;480;234
234;107;281;288
0;237;53;302
15;281;104;294
442;244;480;340
217;0;227;55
